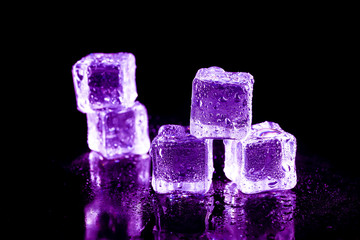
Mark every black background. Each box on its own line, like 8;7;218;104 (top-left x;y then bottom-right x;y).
21;5;359;238
36;9;357;173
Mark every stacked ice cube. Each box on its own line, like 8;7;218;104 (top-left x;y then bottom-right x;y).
71;55;297;194
72;53;150;159
190;66;254;139
150;66;297;194
189;66;297;194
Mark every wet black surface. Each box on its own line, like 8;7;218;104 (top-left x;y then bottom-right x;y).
46;137;360;239
36;15;359;239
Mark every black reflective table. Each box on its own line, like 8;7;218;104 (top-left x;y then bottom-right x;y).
50;138;360;240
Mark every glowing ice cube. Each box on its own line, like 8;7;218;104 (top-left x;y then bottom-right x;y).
150;125;213;194
72;52;137;113
87;102;150;159
224;121;297;194
190;66;254;139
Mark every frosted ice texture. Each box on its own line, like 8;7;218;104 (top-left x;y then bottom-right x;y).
72;52;137;113
190;66;254;139
150;125;213;194
224;121;296;194
87;102;150;159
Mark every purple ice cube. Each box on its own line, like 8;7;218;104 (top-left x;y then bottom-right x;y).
87;101;150;159
150;125;213;194
224;121;297;194
190;66;254;139
72;52;137;113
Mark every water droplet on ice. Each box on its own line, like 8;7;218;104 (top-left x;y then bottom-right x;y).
219;96;228;102
199;100;203;107
268;181;278;188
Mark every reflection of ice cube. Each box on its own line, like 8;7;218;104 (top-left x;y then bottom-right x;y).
190;66;254;139
85;188;151;239
87;102;150;159
154;193;213;239
150;125;213;194
224;121;297;194
72;52;137;113
85;152;152;239
209;183;296;239
242;190;296;239
88;151;150;191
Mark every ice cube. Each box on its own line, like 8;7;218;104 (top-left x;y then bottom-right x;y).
72;52;137;113
87;101;150;159
190;66;254;139
150;125;213;194
224;121;297;194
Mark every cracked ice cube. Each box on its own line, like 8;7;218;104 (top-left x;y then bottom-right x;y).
87;102;150;159
72;52;137;112
190;66;254;139
150;125;213;194
224;121;297;194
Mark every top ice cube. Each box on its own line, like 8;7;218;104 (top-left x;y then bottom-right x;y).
190;66;254;139
72;52;137;113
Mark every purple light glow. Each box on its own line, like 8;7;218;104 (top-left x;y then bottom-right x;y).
224;121;297;194
190;66;254;139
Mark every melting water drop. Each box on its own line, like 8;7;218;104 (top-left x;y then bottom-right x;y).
225;118;232;125
256;128;281;138
268;181;278;188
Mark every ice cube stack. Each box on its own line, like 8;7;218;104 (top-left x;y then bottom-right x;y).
72;53;296;195
151;66;297;194
72;53;150;159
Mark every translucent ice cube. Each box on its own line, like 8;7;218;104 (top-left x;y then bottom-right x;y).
72;52;137;113
190;66;254;139
224;121;297;194
87;102;150;159
150;125;213;194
